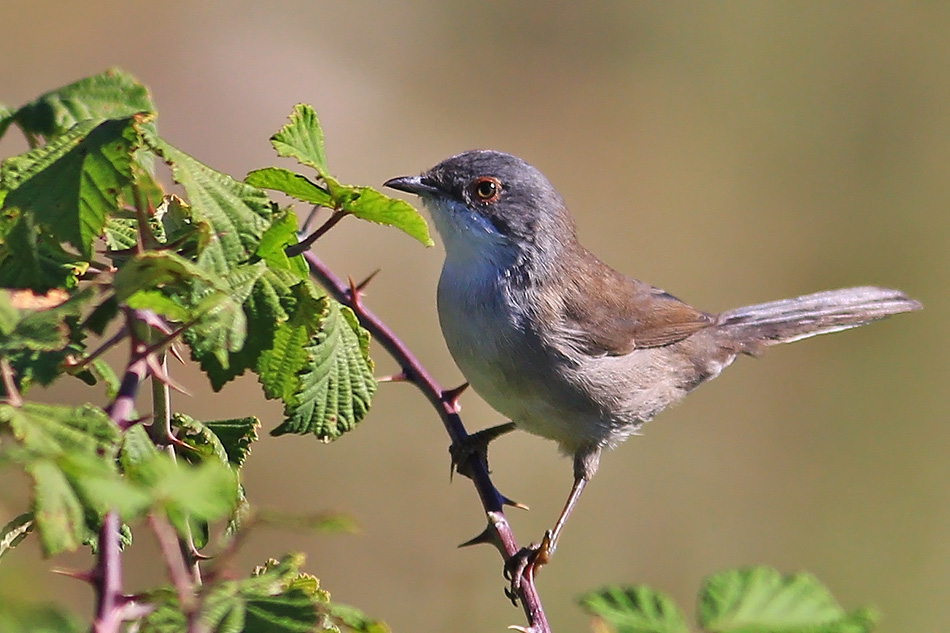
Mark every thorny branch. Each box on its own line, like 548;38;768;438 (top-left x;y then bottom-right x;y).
303;251;551;633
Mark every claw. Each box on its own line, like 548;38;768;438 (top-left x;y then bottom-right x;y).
504;532;553;601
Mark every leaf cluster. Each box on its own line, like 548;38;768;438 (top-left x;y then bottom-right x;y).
0;69;421;631
579;566;878;633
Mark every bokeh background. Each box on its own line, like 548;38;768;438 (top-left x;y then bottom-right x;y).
1;2;947;631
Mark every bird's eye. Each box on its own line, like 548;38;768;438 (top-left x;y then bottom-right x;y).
471;177;502;203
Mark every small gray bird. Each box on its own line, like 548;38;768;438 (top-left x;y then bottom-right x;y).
384;150;921;586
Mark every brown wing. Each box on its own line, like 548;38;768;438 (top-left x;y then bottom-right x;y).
550;250;715;356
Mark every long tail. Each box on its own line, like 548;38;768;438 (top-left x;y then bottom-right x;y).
715;286;921;354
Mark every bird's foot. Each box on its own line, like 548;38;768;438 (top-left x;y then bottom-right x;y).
449;422;517;481
504;530;554;603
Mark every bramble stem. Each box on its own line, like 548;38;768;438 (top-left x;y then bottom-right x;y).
304;251;551;633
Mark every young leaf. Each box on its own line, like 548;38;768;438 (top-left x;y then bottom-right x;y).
255;208;308;279
0;116;145;256
8;68;154;141
698;566;879;633
269;287;376;440
578;585;690;633
245;167;334;207
337;185;432;246
270;104;330;177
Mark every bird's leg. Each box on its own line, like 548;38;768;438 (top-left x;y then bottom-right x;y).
450;421;517;480
505;447;599;599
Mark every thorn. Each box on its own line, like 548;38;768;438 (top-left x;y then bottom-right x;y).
346;276;365;314
375;371;408;383
508;626;535;633
127;415;154;428
355;268;381;293
168;343;186;365
501;495;529;511
145;354;191;395
457;525;498;549
442;382;469;411
51;567;94;583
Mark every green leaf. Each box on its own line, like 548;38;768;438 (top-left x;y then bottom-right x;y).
0;402;151;554
325;603;390;633
204;417;261;468
113;250;218;304
338;185;432;246
0;288;82;354
270;104;330;177
127;452;240;536
699;567;879;633
0;513;34;561
0;102;14;141
145;131;274;274
9;68;154;141
256;208;308;279
0;600;85;633
26;459;85;555
246;167;334;207
579;585;690;633
258;282;327;402
0;211;88;291
0;116;144;256
271;289;376;440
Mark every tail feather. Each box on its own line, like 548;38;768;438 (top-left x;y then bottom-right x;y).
716;286;921;352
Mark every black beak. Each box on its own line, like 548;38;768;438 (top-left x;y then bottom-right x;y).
383;175;441;196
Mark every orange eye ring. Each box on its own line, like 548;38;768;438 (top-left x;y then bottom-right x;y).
471;176;502;203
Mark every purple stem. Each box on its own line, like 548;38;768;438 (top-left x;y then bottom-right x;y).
303;251;550;632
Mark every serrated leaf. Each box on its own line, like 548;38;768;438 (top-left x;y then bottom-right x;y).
9;68;153;141
145;131;274;274
270;289;376;440
579;585;689;633
1;116;145;256
0;513;34;560
338;185;432;246
258;282;327;402
204;417;260;467
699;567;879;633
246;167;333;207
0;401;119;456
270;104;329;177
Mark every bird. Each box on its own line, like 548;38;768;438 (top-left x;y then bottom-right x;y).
384;149;921;590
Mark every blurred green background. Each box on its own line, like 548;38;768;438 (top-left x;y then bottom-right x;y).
1;2;947;631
